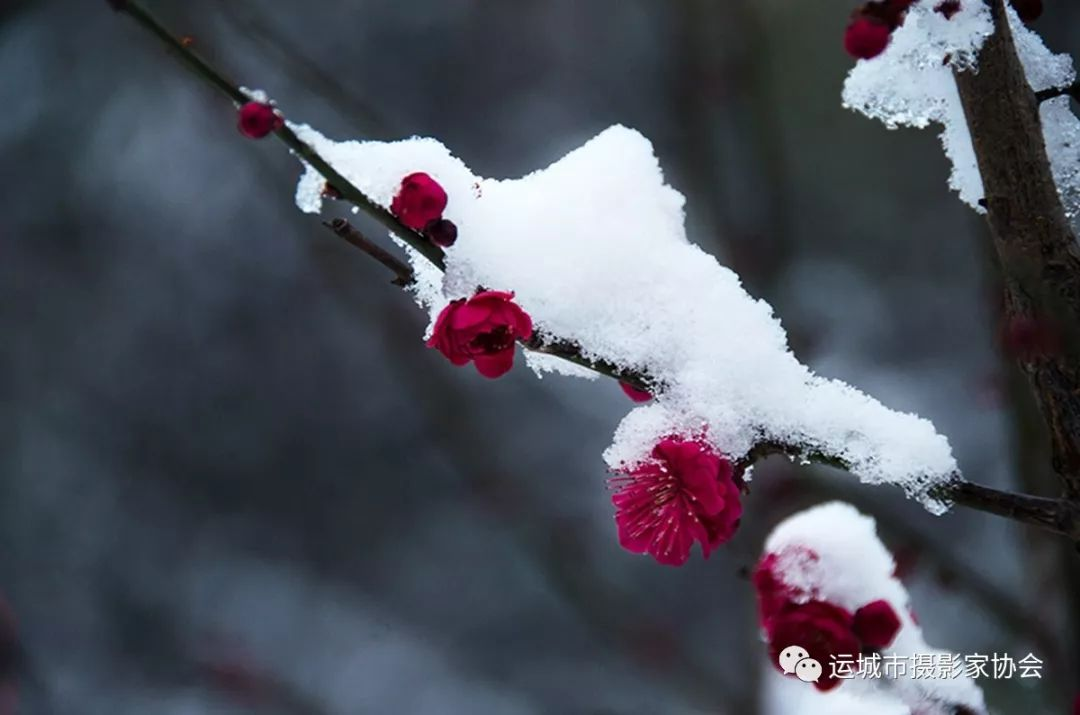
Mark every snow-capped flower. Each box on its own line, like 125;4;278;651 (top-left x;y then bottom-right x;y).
755;547;902;691
237;102;283;139
766;600;861;692
619;381;652;403
853;599;903;648
424;218;458;247
844;16;893;59
426;290;533;378
391;172;448;231
753;546;821;625
609;437;741;566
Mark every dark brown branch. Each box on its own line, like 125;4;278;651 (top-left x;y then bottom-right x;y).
954;0;1080;501
1035;80;1080;104
323;219;414;286
744;441;1080;542
945;480;1080;541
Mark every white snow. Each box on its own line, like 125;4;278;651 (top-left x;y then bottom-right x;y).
292;123;958;511
763;668;910;715
238;86;271;104
843;1;1080;224
761;502;986;714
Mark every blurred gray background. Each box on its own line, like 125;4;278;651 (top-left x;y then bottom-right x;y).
2;1;1079;713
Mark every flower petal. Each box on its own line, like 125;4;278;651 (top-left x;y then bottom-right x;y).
473;349;515;378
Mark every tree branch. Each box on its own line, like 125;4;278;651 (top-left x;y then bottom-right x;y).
322;219;414;287
1035;80;1080;104
743;441;1080;542
953;0;1080;501
114;0;1080;544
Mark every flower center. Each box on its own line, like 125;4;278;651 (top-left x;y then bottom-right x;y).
470;325;514;354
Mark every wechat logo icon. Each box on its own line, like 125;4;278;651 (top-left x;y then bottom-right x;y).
778;645;822;684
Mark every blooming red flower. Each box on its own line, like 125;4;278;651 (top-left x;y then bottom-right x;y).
609;437;741;566
426;290;533;378
1010;0;1042;22
767;600;861;692
619;381;653;403
844;17;892;59
852;599;901;648
237;102;283;139
753;547;820;626
391;173;448;231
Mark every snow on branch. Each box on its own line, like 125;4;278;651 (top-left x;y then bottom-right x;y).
294;124;958;516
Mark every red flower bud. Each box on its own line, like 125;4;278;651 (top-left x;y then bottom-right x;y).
934;0;962;19
426;290;532;378
237;102;282;139
844;16;892;59
391;173;448;231
853;599;902;649
424;218;458;247
1010;0;1042;22
767;600;860;692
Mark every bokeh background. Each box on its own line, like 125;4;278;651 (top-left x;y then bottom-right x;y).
3;1;1080;713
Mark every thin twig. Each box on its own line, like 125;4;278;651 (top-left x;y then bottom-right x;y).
113;0;661;391
744;441;1080;542
1035;80;1080;104
113;0;1080;543
115;0;445;271
323;219;414;286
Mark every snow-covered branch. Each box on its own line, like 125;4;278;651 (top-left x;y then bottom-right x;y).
110;0;1080;550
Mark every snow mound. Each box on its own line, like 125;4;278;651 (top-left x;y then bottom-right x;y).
293;124;957;511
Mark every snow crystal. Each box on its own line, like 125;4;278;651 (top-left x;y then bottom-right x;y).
292;123;957;510
239;86;271;104
763;502;986;714
843;1;1080;224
